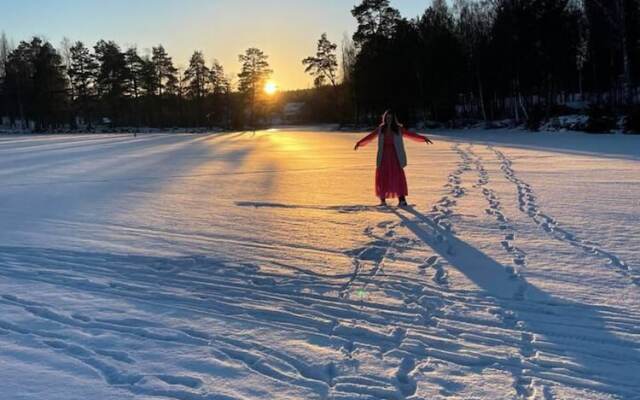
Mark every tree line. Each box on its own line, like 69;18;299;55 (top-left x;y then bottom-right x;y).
302;0;640;131
2;0;640;132
0;33;275;131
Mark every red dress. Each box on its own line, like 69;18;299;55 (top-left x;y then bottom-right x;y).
376;131;408;199
356;127;426;199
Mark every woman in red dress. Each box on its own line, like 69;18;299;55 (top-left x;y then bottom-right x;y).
354;110;433;206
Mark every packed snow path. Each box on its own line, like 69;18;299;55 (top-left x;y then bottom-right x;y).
0;129;639;399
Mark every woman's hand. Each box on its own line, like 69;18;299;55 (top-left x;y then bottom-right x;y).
424;137;433;145
354;143;359;151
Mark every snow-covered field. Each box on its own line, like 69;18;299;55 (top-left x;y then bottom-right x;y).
0;128;639;400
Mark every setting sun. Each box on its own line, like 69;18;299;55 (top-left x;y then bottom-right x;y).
264;80;278;95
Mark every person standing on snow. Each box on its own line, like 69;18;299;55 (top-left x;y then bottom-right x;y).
354;110;433;207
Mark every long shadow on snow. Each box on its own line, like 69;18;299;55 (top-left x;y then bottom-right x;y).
394;206;640;397
0;134;258;225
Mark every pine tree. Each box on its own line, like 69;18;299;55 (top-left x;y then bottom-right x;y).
139;55;158;97
183;51;209;99
151;45;178;97
68;41;98;126
32;40;68;130
351;0;401;45
302;33;338;88
182;51;209;125
94;40;127;124
208;60;228;127
209;60;227;95
3;38;67;130
238;48;272;128
417;0;463;121
124;47;145;99
4;39;35;128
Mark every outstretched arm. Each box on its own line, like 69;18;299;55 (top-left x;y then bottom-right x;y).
354;129;379;150
403;128;433;144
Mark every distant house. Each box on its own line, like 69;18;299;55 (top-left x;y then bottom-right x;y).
283;102;305;123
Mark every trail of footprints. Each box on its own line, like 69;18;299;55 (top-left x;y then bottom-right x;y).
0;143;638;399
417;142;481;284
375;142;540;397
1;222;638;399
452;145;540;399
489;146;637;287
466;146;528;287
0;256;426;400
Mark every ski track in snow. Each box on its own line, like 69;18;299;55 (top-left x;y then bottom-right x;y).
0;132;639;399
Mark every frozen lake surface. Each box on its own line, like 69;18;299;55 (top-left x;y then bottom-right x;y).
0;128;639;399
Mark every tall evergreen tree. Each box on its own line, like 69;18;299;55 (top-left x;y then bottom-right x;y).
208;60;229;127
3;38;67;130
416;0;464;121
351;0;402;45
32;40;68;130
151;45;178;97
184;51;209;100
94;40;127;123
209;60;227;95
68;41;98;126
4;39;35;128
303;33;340;121
183;50;209;124
238;48;272;128
138;55;158;97
302;33;338;88
349;0;405;120
124;47;145;99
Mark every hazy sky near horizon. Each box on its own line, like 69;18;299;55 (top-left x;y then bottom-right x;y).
0;0;435;90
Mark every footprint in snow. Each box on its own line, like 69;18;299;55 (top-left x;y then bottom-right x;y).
419;256;439;270
434;268;449;285
501;240;514;252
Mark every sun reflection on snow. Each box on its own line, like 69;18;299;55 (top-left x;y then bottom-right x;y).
265;131;309;153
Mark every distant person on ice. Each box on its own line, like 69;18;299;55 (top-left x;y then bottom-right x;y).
354;110;433;207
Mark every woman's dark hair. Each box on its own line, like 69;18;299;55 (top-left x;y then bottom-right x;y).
381;109;401;134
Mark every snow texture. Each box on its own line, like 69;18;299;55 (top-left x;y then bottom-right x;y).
0;128;639;399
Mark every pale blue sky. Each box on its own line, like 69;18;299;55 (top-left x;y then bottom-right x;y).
0;0;438;89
